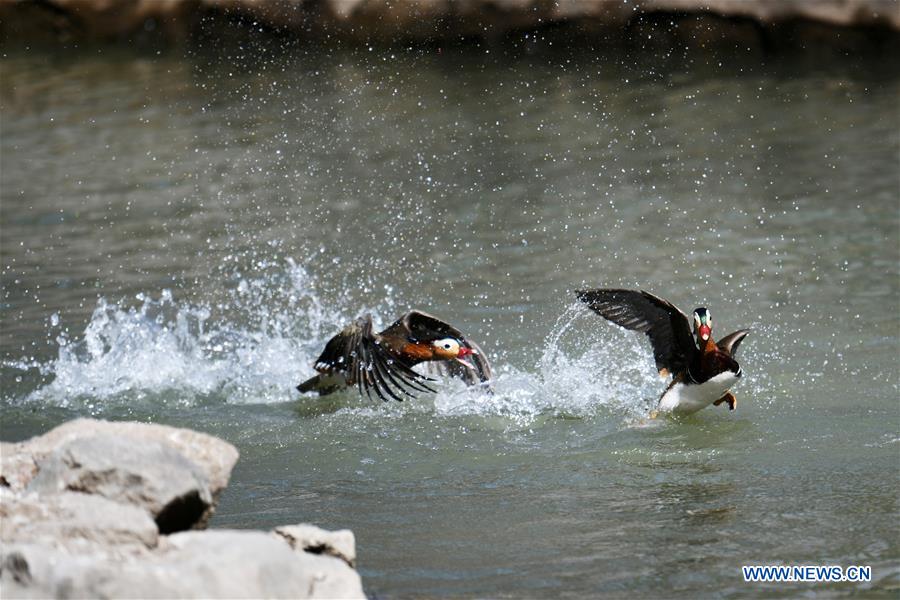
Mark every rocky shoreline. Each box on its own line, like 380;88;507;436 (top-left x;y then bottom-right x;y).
1;0;898;52
0;419;365;599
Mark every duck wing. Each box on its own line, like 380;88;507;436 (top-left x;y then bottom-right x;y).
309;314;436;402
381;310;493;389
717;329;750;357
575;288;698;377
381;310;467;341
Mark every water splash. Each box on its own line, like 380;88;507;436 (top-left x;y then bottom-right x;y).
14;260;344;407
432;304;659;422
6;259;774;422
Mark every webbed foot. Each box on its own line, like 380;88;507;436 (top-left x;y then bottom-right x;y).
713;391;736;411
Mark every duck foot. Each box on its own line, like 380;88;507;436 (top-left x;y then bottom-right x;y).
713;392;736;411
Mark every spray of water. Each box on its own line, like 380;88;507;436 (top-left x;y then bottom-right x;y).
7;258;775;423
14;260;340;407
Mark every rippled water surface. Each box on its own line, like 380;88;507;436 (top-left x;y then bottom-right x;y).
2;44;898;597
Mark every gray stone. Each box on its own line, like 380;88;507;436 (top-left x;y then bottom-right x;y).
0;547;51;600
1;530;365;600
0;489;158;550
0;420;366;599
27;434;213;533
1;418;238;531
1;543;150;600
0;442;38;491
274;523;357;567
0;0;897;47
1;418;239;496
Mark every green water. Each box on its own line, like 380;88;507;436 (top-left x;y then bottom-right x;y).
1;44;898;597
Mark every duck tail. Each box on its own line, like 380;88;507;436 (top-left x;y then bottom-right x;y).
296;375;321;394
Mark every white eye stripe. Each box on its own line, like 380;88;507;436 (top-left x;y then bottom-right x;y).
434;337;459;352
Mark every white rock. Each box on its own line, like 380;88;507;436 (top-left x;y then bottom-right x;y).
0;420;366;599
274;523;357;566
0;489;158;550
27;434;213;532
1;418;239;497
2;530;365;599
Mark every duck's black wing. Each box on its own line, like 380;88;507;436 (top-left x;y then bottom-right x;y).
383;310;466;342
305;314;436;402
575;288;698;377
717;329;750;357
382;310;493;390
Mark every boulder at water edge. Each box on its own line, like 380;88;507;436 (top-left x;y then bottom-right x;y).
0;418;365;599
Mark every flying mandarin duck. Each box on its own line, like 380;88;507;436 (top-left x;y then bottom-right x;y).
297;310;492;401
576;289;749;415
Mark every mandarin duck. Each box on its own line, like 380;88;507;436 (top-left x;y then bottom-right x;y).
575;288;749;415
297;310;492;401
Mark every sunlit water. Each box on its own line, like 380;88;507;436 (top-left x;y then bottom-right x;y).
2;43;898;597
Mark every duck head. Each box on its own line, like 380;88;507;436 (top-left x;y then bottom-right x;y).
692;307;712;342
431;337;478;369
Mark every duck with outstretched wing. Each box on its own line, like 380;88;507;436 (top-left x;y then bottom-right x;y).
575;288;750;415
297;310;492;401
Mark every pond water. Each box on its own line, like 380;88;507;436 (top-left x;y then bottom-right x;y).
1;43;898;597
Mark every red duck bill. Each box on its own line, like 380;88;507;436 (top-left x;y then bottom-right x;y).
456;346;478;369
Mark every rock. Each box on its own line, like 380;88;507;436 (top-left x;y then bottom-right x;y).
1;543;153;600
0;0;897;47
27;435;213;533
0;489;158;550
274;523;357;567
1;418;238;499
0;443;37;491
2;418;237;531
1;530;365;599
0;419;367;598
151;530;366;600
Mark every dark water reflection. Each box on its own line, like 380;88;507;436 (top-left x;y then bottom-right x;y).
1;45;898;597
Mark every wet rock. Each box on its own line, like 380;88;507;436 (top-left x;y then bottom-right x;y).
27;435;213;533
274;523;357;567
